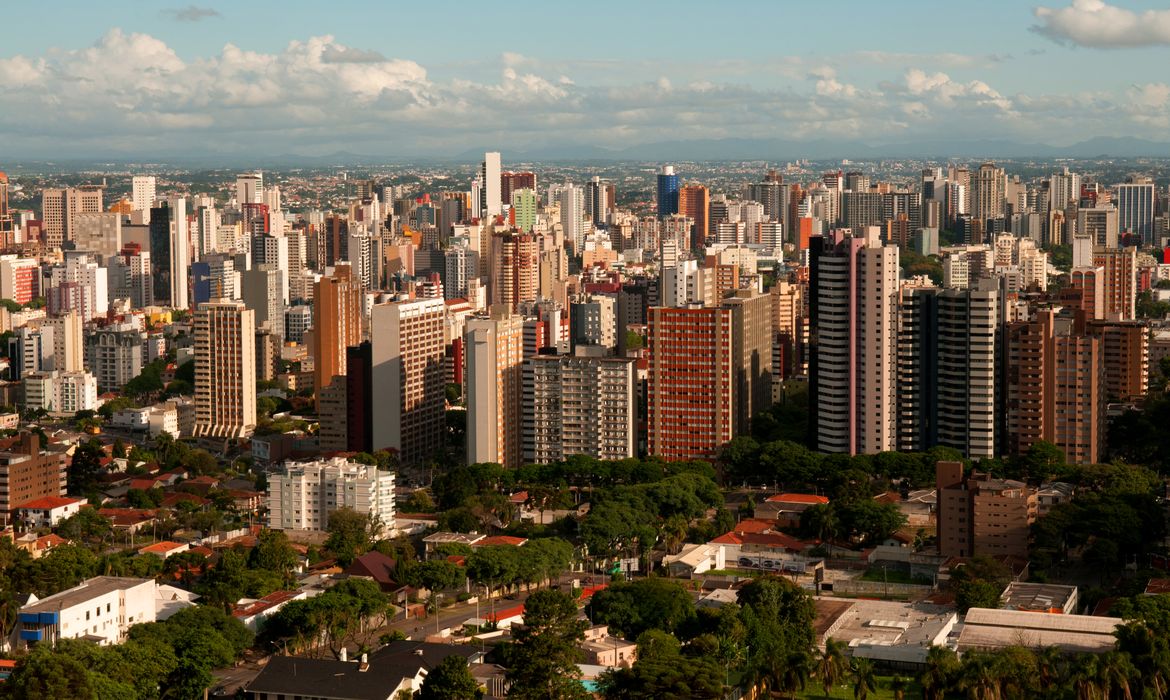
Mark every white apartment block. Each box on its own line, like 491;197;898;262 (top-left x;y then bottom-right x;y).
267;457;395;533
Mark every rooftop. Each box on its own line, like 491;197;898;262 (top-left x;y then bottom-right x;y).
765;493;829;505
22;577;153;614
15;496;84;510
958;607;1120;654
1000;582;1078;612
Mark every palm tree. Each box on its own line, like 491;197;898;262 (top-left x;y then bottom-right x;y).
851;659;877;700
959;655;1002;700
1037;646;1066;690
777;651;813;700
920;646;960;700
819;638;848;698
889;676;908;700
1098;651;1136;700
1072;654;1101;700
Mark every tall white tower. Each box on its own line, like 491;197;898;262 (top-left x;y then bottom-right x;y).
131;176;157;222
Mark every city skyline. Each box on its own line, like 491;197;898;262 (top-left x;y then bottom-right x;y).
3;1;1170;158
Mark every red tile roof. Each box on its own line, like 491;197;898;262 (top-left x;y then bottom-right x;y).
732;518;778;534
15;496;83;510
35;534;67;550
232;590;302;619
765;493;829;505
1146;579;1170;595
139;541;186;554
711;531;808;551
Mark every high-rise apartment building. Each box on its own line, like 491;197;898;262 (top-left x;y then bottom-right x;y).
490;232;539;312
523;348;637;464
657;166;680;218
1084;319;1148;402
0;172;13;248
481;152;502;218
236;173;263;206
559;184;586;252
1093;246;1137;320
131;176;157;220
85;323;146;392
678;184;710;250
970;163;1006;223
648;289;772;461
897;282;998;458
1077;207;1119;249
41;186;104;249
585;176;609;228
371;297;446;465
465;308;525;468
809;228;900;455
267;457;394;532
511;188;538;234
311;265;363;410
1003;309;1104;464
193;301;256;440
500;171;536;208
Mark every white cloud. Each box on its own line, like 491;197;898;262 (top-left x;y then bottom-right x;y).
1033;0;1170;48
0;29;1163;157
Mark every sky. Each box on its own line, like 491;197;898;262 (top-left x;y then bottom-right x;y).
2;0;1170;159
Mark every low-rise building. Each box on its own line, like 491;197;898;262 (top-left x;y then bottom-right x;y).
1000;582;1079;614
137;541;190;559
958;607;1119;654
14;496;85;527
17;576;157;646
580;625;636;668
232;590;310;632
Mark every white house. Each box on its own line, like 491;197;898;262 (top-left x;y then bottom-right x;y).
18;576;157;646
15;496;85;527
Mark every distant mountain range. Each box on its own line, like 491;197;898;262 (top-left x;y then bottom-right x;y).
11;136;1170;169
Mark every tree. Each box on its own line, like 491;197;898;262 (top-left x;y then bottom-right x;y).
56;509;113;548
249;528;299;580
325;508;375;566
919;646;960;700
67;439;106;496
818;638;848;698
587;577;696;640
736;576;816;696
596;647;723;699
6;647;94;700
851;659;877;700
416;654;483;700
506;589;590;700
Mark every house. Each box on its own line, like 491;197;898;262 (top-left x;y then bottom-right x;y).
663;543;726;578
155;584;199;620
13;533;68;559
138;541;190;559
754;492;829;525
344;551;404;595
17;576;157;647
422;531;486;555
232;590;310;632
245;641;484;700
580;625;636;668
471;535;527;548
14;496;85;527
98;508;158;533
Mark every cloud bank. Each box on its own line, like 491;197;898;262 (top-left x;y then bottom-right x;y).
1033;0;1170;48
0;29;1166;158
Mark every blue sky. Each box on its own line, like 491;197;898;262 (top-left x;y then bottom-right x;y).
2;1;1170;157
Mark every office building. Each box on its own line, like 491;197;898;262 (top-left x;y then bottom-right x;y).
236;173;263;206
657;166;680;218
0;433;66;528
809;228;900;455
267;457;394;532
523;348;637;464
371;297;446;465
1077;207;1119;249
465;308;525;468
71;213;121;261
1116;180;1156;245
148;199;190;309
193;301;256;440
585;176;608;228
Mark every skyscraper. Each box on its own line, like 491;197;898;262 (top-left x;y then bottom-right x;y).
970;162;1006;223
657;166;680;218
490;232;539;312
897;282;998;458
0;172;14;248
481;152;502;218
371;297;447;465
236;173;263;205
585;176;608;228
511;188;538;233
193;301;257;439
678;184;710;250
1116;179;1156;245
311;264;363;410
148;198;190;309
523;348;637;464
41;186;103;249
465;307;525;468
559;183;586;251
809;227;899;455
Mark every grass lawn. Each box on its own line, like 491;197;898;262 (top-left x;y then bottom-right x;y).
796;675;923;699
